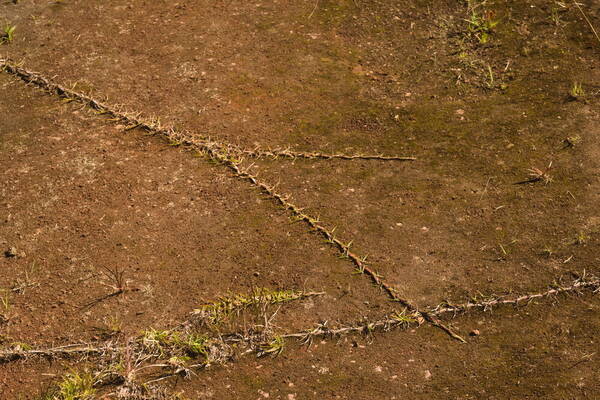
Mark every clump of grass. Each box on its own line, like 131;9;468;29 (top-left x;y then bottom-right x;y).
167;355;191;369
563;134;581;148
515;162;553;185
258;335;284;357
182;334;209;357
10;341;32;351
41;371;96;400
141;329;174;354
568;82;585;100
83;266;129;310
192;288;320;326
466;8;499;44
391;310;417;327
141;329;209;358
574;232;589;245
100;265;127;292
527;165;553;184
542;245;555;258
106;316;123;336
0;25;16;44
11;261;40;294
453;50;506;90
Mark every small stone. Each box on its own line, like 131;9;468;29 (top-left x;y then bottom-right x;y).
4;247;17;258
424;370;432;380
470;329;480;336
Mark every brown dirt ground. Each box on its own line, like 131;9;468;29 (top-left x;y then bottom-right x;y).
1;0;600;398
0;72;394;345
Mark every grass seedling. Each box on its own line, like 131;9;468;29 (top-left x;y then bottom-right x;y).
0;25;16;44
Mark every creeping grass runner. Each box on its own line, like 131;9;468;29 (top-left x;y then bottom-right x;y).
0;275;597;397
190;288;324;327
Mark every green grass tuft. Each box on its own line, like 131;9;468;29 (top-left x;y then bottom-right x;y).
141;329;210;358
40;371;96;400
1;25;16;44
259;335;284;357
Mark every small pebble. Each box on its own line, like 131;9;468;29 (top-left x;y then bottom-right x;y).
4;247;18;258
